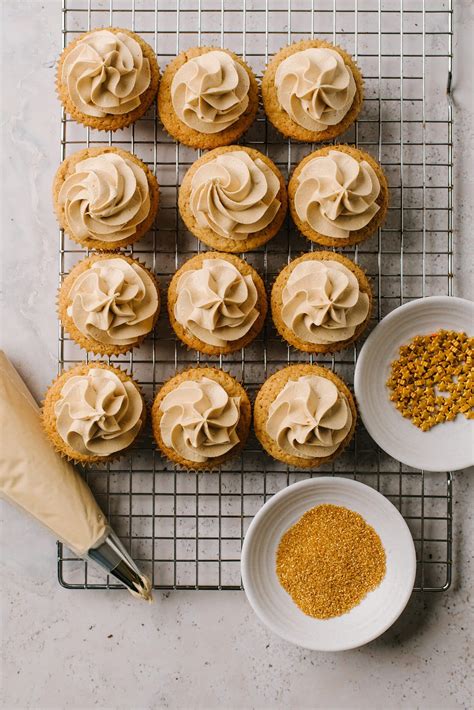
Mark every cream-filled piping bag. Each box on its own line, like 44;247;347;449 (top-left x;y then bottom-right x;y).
0;351;152;601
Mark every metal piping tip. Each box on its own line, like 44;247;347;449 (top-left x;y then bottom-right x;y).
87;528;153;602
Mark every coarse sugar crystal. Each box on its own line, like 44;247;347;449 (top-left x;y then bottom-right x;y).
276;504;386;619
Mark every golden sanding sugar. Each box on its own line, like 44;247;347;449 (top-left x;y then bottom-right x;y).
276;504;386;619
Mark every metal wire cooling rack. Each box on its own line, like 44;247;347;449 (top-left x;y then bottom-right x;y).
57;0;454;593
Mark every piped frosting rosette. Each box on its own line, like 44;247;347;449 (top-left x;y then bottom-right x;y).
159;377;241;464
294;149;381;240
171;50;250;134
254;364;356;466
53;366;144;460
179;146;287;251
60;29;151;118
275;47;356;132
174;258;259;348
152;368;251;470
62;256;159;352
280;259;369;345
58;151;152;247
190;150;281;240
266;374;353;459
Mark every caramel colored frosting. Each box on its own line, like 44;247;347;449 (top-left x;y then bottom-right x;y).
190;150;281;239
67;258;158;347
159;377;240;463
61;29;151;117
275;47;356;131
174;258;258;347
294;150;381;239
281;259;369;344
266;375;352;459
171;50;250;133
59;152;151;244
54;368;143;457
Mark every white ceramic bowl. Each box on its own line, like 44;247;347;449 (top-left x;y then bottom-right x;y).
354;296;474;472
241;477;416;651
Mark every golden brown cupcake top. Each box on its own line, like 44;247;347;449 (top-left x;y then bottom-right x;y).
294;149;381;240
54;367;144;457
274;46;356;132
171;50;250;134
280;257;370;345
66;256;158;348
159;376;241;464
189;149;281;240
265;373;353;459
60;28;151;118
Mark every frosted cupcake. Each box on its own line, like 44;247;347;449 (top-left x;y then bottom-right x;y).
254;364;356;468
53;146;159;250
178;145;287;253
58;254;160;356
271;251;372;353
168;253;267;355
56;28;160;131
288;145;389;247
151;367;251;471
158;47;259;149
42;363;146;464
262;39;363;143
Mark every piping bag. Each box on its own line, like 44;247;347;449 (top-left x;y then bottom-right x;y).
0;351;152;601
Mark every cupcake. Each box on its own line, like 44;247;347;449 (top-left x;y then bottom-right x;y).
178;146;287;253
262;39;363;143
158;47;258;149
168;253;267;356
58;254;160;356
271;251;372;353
56;27;160;131
151;367;251;470
288;145;388;247
53;146;159;250
42;363;146;464
254;364;356;468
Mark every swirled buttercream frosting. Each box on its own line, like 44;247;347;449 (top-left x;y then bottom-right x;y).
54;368;144;456
171;50;250;134
59;152;151;244
281;259;369;344
174;258;259;347
190;150;281;239
274;47;356;131
266;375;352;459
294;150;381;239
61;29;151;117
159;377;241;463
67;258;158;347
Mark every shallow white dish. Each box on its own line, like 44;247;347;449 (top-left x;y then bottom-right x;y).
354;296;474;472
241;477;416;651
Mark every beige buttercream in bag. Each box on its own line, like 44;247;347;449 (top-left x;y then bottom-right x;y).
0;351;153;600
0;351;108;555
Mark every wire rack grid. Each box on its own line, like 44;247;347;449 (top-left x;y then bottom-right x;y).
57;0;454;593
